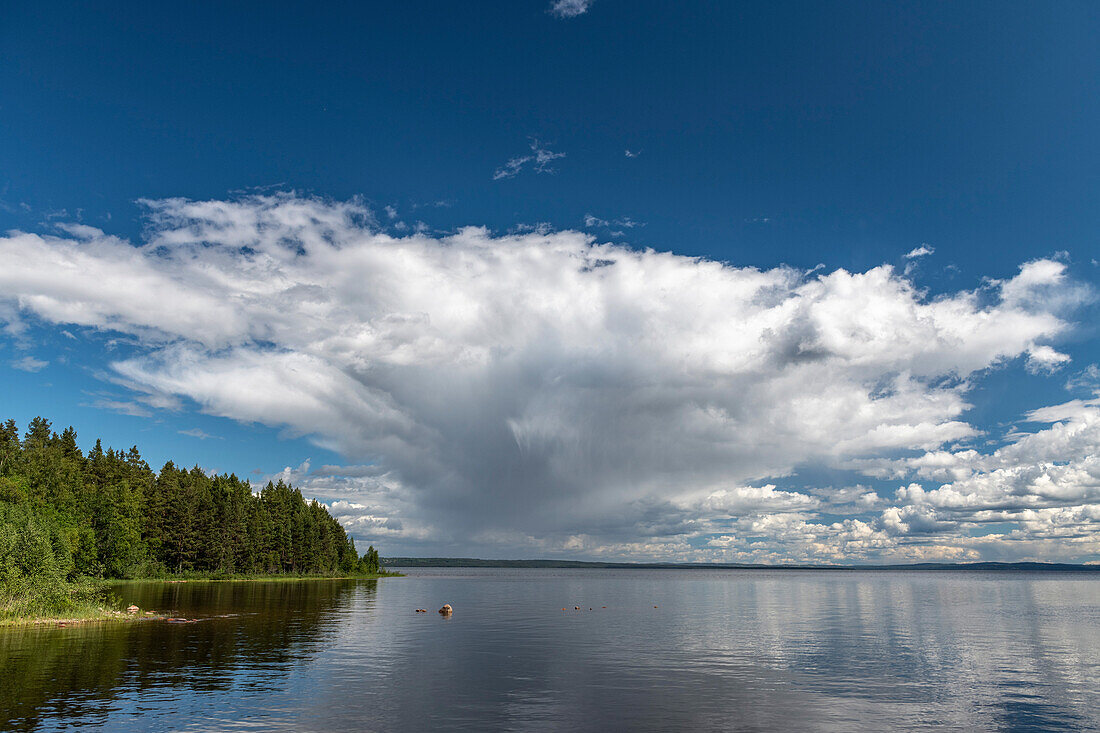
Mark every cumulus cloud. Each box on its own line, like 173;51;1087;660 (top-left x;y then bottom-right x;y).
1026;344;1072;374
687;486;820;520
891;399;1100;510
0;193;1093;561
814;397;1100;562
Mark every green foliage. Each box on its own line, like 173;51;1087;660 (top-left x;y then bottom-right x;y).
0;501;100;620
0;417;384;619
360;545;382;575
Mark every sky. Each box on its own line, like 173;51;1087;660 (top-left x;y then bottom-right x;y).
2;0;1099;564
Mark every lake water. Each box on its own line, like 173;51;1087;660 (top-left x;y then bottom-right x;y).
1;568;1098;731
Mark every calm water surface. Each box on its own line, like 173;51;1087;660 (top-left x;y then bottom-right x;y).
1;569;1098;731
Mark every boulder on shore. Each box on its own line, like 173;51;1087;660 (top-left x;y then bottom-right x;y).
126;605;140;615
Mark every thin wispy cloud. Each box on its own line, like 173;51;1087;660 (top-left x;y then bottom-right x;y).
55;222;105;239
625;149;640;158
903;244;936;276
179;427;221;440
584;213;643;234
1065;364;1100;395
493;157;528;181
493;139;566;180
510;222;555;235
86;398;154;418
0;194;1093;561
549;0;592;18
11;355;48;372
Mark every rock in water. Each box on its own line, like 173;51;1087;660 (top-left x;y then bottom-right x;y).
439;604;453;615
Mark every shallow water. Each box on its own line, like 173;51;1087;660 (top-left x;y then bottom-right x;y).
1;569;1098;731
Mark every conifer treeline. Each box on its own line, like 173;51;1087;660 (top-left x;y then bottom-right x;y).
0;417;383;581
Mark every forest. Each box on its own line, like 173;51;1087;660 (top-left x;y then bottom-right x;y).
0;417;386;621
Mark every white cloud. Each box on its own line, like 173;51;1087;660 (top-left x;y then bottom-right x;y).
493;157;529;180
624;149;640;158
511;222;554;236
692;485;820;515
583;213;642;232
904;244;934;259
0;193;1093;560
179;427;220;440
999;258;1092;313
549;0;591;18
10;355;48;372
1066;364;1100;395
493;139;565;180
1026;344;1072;374
86;398;154;418
892;399;1100;512
55;223;105;239
810;397;1100;562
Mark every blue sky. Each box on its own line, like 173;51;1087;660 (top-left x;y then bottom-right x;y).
2;1;1099;562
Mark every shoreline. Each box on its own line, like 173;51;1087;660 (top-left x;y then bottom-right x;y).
1;573;403;628
385;559;1100;573
110;571;404;584
0;607;156;629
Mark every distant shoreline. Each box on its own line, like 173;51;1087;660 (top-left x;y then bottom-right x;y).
385;558;1100;573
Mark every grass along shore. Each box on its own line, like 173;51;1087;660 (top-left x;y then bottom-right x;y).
0;577;119;628
0;572;402;627
110;570;404;584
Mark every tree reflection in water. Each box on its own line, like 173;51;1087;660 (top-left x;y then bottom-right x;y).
0;579;373;731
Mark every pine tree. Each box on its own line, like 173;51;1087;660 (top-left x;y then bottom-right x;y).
0;417;383;581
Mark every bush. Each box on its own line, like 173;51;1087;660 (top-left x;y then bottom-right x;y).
0;503;104;621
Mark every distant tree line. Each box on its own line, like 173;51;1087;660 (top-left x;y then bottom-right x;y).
0;417;384;591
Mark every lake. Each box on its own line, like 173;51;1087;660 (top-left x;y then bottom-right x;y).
1;568;1098;731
